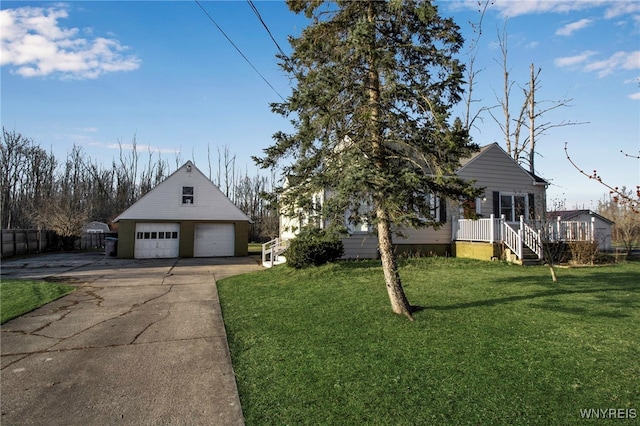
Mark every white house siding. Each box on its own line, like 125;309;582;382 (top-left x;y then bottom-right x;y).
456;144;547;220
114;162;250;223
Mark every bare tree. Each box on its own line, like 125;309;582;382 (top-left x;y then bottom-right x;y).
1;128;58;229
597;188;640;254
463;0;493;134
489;26;586;173
32;194;89;250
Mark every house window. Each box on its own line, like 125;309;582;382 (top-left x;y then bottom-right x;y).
414;193;443;223
182;186;194;204
500;194;527;222
426;193;441;222
346;211;369;233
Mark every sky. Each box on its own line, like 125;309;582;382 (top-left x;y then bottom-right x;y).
2;0;639;210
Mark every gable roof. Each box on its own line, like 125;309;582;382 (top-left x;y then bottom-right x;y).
457;143;549;186
548;209;614;225
113;161;250;222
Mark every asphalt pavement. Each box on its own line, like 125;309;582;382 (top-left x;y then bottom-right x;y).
1;252;263;425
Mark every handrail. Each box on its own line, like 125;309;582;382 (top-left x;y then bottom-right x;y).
262;237;288;267
522;221;543;259
503;222;522;260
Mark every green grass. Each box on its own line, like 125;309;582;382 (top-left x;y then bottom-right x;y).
1;279;75;324
218;258;640;425
248;243;263;256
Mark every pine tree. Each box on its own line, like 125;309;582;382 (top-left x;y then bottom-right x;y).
255;0;481;320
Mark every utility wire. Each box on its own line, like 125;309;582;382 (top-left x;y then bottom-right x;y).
246;0;289;60
194;0;285;101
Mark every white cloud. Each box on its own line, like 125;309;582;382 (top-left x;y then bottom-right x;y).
555;51;640;77
554;51;598;68
603;1;640;19
0;5;140;79
584;51;640;77
629;92;640;100
555;18;594;36
450;0;639;19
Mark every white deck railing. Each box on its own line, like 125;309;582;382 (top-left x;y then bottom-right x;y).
503;221;523;260
453;215;596;261
262;237;289;267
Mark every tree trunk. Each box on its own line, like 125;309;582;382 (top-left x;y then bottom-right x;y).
548;263;558;282
377;207;414;320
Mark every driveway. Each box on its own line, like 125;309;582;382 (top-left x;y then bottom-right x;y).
1;252;263;425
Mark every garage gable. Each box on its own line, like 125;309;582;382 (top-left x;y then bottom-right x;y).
113;161;251;223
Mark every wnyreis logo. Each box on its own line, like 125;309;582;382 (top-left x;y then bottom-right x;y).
580;408;637;419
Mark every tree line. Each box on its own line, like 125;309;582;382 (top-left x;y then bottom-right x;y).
0;128;277;242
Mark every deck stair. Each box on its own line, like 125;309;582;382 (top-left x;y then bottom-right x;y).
262;238;288;268
520;246;542;265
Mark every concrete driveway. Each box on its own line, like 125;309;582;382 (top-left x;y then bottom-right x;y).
1;252;263;425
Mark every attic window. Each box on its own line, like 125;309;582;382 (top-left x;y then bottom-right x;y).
182;186;194;204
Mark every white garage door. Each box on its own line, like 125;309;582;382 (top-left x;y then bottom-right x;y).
134;223;180;259
194;223;234;257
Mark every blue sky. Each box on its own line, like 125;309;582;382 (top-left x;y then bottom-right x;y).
2;0;639;209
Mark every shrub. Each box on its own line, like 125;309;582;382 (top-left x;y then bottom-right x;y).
568;241;599;265
286;227;344;269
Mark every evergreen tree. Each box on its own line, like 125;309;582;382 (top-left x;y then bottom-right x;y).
255;0;481;320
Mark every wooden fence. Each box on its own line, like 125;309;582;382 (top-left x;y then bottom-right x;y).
1;230;108;258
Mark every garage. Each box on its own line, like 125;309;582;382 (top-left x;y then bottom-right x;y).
113;161;250;258
134;223;180;259
194;223;234;257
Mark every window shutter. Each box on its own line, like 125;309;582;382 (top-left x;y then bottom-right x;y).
493;191;500;216
528;193;535;219
439;198;447;223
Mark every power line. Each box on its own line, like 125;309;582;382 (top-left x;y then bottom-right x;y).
246;0;289;60
194;0;285;101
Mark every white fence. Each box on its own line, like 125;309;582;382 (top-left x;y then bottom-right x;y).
453;215;596;261
453;215;596;244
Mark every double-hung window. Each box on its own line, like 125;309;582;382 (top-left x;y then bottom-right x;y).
182;186;194;205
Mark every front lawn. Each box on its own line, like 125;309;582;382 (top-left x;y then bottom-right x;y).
218;258;640;425
1;279;75;324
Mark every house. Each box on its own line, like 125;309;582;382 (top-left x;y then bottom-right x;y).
276;143;551;263
113;161;251;259
547;210;614;250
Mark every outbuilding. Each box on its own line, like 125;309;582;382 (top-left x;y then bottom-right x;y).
113;161;250;258
548;209;614;250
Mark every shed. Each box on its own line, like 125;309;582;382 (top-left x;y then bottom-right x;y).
113;161;251;258
82;221;110;233
549;209;614;250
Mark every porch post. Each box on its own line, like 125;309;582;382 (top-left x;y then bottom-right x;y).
500;214;506;241
489;214;495;244
557;216;562;242
590;217;595;242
